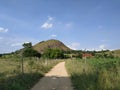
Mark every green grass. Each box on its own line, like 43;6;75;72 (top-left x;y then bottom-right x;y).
65;58;120;90
0;56;61;90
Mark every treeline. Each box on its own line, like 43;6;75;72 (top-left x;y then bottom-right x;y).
0;42;115;59
64;49;115;59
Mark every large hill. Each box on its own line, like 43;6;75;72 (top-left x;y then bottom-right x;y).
33;39;71;53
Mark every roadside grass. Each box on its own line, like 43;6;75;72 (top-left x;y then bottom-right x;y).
0;57;61;90
65;58;120;90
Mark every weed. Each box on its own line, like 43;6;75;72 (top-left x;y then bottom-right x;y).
66;58;120;90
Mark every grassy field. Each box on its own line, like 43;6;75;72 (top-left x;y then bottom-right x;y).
66;58;120;90
0;55;61;90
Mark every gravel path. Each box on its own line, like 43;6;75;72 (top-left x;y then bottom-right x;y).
31;62;73;90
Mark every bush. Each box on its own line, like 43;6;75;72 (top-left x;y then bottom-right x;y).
43;49;64;59
0;54;2;57
22;48;41;58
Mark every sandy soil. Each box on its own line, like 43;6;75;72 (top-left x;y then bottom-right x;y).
31;62;73;90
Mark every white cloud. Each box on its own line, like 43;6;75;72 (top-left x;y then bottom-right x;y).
85;45;107;51
41;22;53;29
99;44;106;50
0;27;8;33
24;42;31;44
101;39;109;42
66;23;73;27
0;36;39;53
68;42;80;50
85;48;96;51
65;22;73;29
48;16;53;21
51;34;57;38
41;16;54;29
11;43;22;47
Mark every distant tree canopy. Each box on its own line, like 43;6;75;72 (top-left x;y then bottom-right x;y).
23;42;32;48
22;42;41;58
43;49;64;59
0;54;2;57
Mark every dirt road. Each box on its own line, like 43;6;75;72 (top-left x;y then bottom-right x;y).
31;62;73;90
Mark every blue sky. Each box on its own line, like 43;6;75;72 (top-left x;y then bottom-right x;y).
0;0;120;53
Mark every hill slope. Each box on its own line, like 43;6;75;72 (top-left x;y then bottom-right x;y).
33;39;71;53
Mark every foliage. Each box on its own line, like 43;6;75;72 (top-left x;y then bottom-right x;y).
22;42;41;58
43;49;64;59
66;58;120;90
0;54;2;57
72;52;82;59
95;53;114;59
23;42;32;48
22;48;41;57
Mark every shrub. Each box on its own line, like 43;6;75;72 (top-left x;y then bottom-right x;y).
22;48;41;58
43;49;64;59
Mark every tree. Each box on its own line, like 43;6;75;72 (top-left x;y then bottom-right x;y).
23;42;32;48
22;42;41;58
43;49;64;59
0;54;2;57
22;48;41;57
76;52;82;59
21;42;41;74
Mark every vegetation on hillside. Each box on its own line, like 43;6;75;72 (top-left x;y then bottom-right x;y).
33;39;71;53
22;42;41;58
43;49;65;59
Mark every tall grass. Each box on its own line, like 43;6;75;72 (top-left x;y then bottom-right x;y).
0;56;61;90
65;58;120;90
